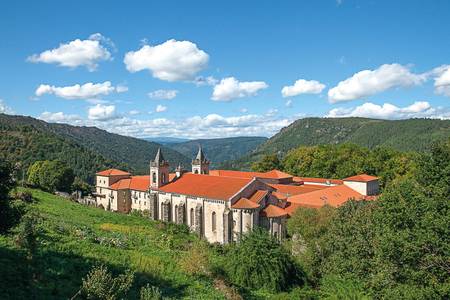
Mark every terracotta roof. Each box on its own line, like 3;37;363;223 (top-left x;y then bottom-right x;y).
269;183;328;197
158;173;252;200
287;185;364;208
231;197;260;209
209;169;292;179
293;176;343;185
261;204;288;218
169;173;177;182
109;175;150;191
343;174;378;182
248;190;268;203
96;169;130;176
110;178;131;190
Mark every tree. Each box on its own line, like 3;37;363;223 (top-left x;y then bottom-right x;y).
226;228;304;292
251;154;281;172
74;265;134;300
15;213;39;259
27;160;75;192
0;158;18;233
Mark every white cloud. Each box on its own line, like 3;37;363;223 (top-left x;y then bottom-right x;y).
39;111;82;123
281;79;326;98
285;99;293;107
0;99;14;114
88;104;117;121
194;76;218;86
148;89;178;100
128;110;140;115
326;101;450;119
212;77;268;101
36;110;294;139
115;85;129;93
124;39;209;81
155;105;167;113
27;34;112;71
433;65;450;97
240;108;248;113
35;81;126;99
328;64;427;103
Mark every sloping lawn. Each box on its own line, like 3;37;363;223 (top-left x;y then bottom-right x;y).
0;189;225;299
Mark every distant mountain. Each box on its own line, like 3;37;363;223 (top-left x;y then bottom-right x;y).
144;137;191;145
166;136;268;167
0;114;190;183
220;117;450;170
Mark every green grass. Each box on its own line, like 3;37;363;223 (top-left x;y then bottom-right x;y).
0;189;225;299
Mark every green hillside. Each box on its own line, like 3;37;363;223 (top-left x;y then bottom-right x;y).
220;117;450;170
0;114;190;183
166;136;267;167
0;189;225;299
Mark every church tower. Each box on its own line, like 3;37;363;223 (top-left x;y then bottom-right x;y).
192;146;210;174
150;148;170;188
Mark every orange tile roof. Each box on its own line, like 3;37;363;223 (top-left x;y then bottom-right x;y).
269;183;328;197
158;173;252;200
343;174;378;182
293;176;343;185
287;185;364;208
129;176;150;191
209;169;292;179
109;176;150;191
231;197;260;209
248;190;268;203
261;204;288;218
96;169;131;176
110;178;131;190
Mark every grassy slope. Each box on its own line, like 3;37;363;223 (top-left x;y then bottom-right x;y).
0;190;224;299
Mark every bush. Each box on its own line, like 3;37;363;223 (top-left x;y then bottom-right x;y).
78;265;134;300
13;190;34;203
15;213;40;259
226;228;304;292
178;239;211;276
140;284;163;300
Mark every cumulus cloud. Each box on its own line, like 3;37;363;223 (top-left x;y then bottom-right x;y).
124;39;209;81
328;64;427;103
326;101;450;119
212;77;268;101
36;110;294;139
148;89;178;100
281;79;326;97
88;104;118;121
27;33;112;71
39;111;82;123
433;65;450;96
194;76;218;86
35;81;126;100
155;104;167;113
0;99;14;114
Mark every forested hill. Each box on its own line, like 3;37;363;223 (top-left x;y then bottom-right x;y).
165;136;267;167
220;117;450;170
0;114;190;183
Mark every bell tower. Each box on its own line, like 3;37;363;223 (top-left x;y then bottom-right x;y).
150;148;170;188
192;146;210;174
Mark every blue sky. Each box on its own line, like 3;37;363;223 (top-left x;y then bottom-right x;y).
0;0;449;138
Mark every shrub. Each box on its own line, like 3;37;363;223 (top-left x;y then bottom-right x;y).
78;265;134;300
226;228;304;292
140;284;163;300
178;239;211;276
15;213;39;259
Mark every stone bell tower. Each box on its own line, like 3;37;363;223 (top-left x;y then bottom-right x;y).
192;146;210;175
150;148;169;188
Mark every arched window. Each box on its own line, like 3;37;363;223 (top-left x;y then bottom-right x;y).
194;169;199;174
152;172;156;184
190;208;194;226
211;211;216;232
